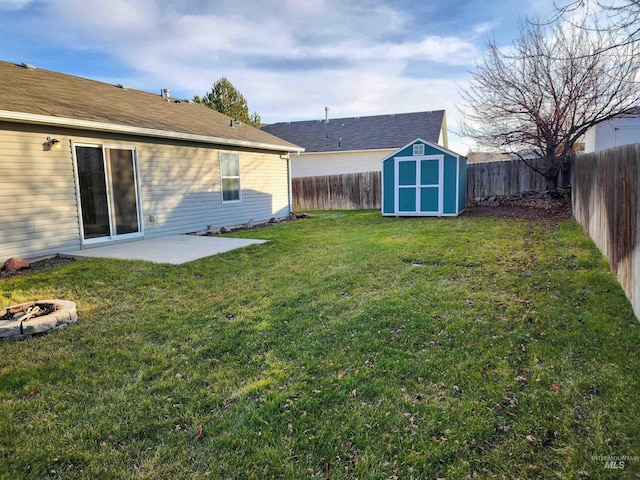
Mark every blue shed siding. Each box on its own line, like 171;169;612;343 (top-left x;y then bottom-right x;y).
382;158;395;214
443;157;457;214
458;157;467;211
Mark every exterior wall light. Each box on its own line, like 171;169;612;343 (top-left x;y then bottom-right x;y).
47;136;61;150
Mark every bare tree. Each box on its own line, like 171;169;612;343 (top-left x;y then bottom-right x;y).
555;1;640;50
459;17;640;188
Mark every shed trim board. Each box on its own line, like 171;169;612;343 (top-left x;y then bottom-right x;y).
381;138;466;217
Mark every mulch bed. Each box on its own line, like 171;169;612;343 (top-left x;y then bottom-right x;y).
465;199;573;224
0;255;75;280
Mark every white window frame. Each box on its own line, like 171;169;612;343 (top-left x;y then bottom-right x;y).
71;141;143;245
413;143;425;156
219;152;242;203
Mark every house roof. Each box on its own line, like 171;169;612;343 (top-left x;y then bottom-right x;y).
0;61;302;153
261;110;445;153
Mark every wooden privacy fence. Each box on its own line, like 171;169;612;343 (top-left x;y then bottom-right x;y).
572;144;640;320
292;157;571;211
292;171;381;211
466;157;570;202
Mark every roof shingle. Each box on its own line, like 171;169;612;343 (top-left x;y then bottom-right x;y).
261;110;445;153
0;61;300;151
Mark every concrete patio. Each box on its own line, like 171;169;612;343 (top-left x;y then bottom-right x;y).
67;235;267;265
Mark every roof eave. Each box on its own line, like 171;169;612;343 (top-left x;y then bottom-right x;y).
0;110;305;153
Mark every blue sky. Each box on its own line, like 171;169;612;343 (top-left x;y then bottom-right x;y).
0;0;559;153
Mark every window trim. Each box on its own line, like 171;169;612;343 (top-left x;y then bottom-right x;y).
219;152;242;203
72;141;143;245
413;143;425;156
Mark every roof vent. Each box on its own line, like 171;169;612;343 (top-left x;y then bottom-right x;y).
160;88;170;98
116;84;129;90
20;63;36;70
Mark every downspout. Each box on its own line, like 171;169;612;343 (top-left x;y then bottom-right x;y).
287;153;293;214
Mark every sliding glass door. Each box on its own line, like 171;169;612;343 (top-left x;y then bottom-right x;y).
75;145;142;243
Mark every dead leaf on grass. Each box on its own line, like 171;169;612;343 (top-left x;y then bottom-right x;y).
26;389;39;400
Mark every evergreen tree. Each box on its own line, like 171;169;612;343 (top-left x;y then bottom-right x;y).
194;78;261;127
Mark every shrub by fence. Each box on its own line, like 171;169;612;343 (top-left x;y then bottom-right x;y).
572;144;640;320
466;158;570;203
292;171;381;211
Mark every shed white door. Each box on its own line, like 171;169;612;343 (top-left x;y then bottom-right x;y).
75;145;142;243
396;156;443;214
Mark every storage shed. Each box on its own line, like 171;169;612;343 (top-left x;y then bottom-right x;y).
381;139;466;216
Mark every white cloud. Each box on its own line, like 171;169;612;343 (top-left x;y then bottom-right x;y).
26;0;478;118
9;0;527;154
472;21;497;36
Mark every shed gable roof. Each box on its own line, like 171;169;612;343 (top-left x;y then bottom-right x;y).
0;61;301;152
261;110;445;153
380;138;462;162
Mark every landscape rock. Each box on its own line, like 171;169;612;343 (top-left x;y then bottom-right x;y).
0;319;21;338
3;257;30;272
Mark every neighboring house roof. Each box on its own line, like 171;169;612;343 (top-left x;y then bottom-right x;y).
0;60;302;153
261;110;446;153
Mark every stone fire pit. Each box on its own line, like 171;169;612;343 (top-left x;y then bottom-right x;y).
0;300;77;340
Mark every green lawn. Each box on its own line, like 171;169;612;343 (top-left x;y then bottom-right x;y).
1;211;639;479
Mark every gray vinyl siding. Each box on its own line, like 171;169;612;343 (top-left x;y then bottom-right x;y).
139;145;291;238
0;123;291;259
0;126;81;260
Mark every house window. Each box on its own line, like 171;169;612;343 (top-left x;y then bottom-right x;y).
220;152;241;202
413;144;425;156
